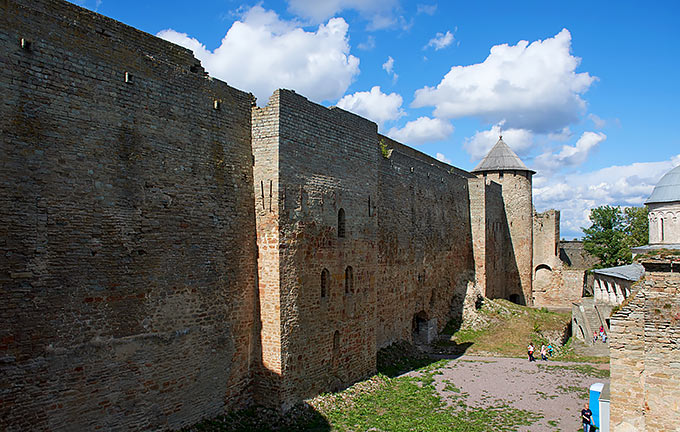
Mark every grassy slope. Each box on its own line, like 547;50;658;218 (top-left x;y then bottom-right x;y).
439;299;571;357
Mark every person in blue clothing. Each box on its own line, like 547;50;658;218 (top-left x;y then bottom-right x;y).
581;402;593;432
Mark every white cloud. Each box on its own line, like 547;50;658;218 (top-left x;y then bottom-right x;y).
425;30;454;50
286;0;400;30
157;6;359;104
534;154;680;238
588;113;606;129
436;152;452;164
336;86;405;127
386;116;454;145
464;124;534;160
417;4;437;15
382;56;398;82
534;131;606;170
412;29;596;133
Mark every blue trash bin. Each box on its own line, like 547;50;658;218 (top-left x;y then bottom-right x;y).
589;382;605;429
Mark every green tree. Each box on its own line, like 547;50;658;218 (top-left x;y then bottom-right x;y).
623;206;649;248
582;205;630;268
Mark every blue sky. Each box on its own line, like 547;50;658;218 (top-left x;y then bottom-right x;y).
72;0;680;239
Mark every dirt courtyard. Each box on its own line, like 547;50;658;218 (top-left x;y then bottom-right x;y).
407;355;610;432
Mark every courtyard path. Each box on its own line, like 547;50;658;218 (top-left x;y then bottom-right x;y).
406;355;609;432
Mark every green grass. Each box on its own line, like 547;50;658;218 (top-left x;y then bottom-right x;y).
316;364;543;432
186;362;544;432
441;299;572;358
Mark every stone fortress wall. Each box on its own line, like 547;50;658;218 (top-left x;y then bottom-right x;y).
609;259;680;432
1;0;259;430
532;211;596;308
0;0;579;429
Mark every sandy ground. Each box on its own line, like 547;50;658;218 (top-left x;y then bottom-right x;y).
407;355;609;432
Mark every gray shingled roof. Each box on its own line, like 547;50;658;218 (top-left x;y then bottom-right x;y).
591;263;644;281
472;137;535;174
646;164;680;204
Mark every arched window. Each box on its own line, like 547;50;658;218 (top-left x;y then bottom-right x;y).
338;208;346;238
344;266;353;294
321;268;329;298
660;217;665;242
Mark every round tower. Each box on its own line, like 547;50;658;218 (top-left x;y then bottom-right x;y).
472;136;535;305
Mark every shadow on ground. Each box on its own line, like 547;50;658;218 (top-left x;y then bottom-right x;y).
376;340;473;377
182;402;331;432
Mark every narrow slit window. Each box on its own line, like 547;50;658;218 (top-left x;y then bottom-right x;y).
338;208;346;238
345;266;353;294
321;268;329;298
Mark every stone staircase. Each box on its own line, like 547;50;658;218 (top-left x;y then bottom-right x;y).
572;297;612;345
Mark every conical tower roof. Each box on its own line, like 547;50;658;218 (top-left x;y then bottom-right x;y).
472;136;535;174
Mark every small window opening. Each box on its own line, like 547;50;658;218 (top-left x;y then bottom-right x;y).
213;99;221;110
338;208;346;238
344;266;353;294
321;268;329;298
660;218;665;242
499;172;504;179
368;196;371;217
20;38;31;51
124;72;132;83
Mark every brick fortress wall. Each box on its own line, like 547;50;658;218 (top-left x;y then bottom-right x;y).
251;91;480;408
1;0;258;430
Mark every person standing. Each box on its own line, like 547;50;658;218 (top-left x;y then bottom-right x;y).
540;344;548;361
527;342;535;362
581;402;593;432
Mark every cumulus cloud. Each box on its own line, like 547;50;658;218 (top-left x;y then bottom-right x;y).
464;124;534;160
436;152;452;164
336;86;405;127
412;29;596;133
386;117;454;145
286;0;401;29
425;30;454;50
534;131;606;170
157;6;359;104
534;154;680;238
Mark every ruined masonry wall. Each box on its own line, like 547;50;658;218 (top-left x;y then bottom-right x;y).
533;210;564;307
377;136;476;348
1;0;258;430
610;269;680;432
251;92;282;407
274;90;380;408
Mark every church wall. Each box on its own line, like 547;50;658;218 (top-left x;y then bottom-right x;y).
1;0;259;430
648;202;680;244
